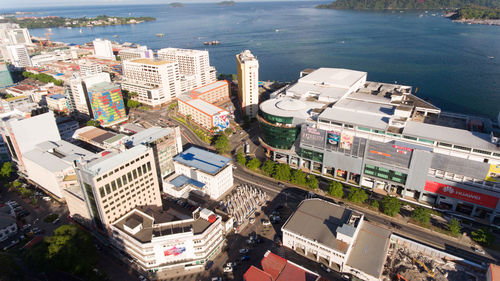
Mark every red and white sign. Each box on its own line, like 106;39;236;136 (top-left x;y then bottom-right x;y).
424;181;499;209
393;145;413;152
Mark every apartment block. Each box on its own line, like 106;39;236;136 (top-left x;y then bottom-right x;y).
0;44;32;67
93;38;114;60
118;46;153;61
0;25;32;45
122;58;181;107
178;95;230;131
236;50;259;118
67;72;111;117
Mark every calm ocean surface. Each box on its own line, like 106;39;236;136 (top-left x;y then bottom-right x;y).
14;1;500;118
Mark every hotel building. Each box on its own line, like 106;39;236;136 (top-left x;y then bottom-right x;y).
259;67;500;224
157;48;216;92
236;50;259;118
0;44;32;68
122;58;181;107
93;38;115;60
118;46;153;61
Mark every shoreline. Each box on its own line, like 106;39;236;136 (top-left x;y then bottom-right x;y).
451;18;500;26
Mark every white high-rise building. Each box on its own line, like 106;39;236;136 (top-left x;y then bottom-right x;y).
0;24;32;45
92;38;114;60
157;48;216;92
78;60;103;77
122;58;181;107
68;72;111;117
118;45;153;61
236;50;259;118
0;44;32;68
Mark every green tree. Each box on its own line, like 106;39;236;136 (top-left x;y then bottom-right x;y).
86;120;100;127
347;187;368;203
224;128;233;136
261;160;276;176
213;133;230;154
168;101;178;110
0;162;13;180
126;99;141;109
273;163;291;181
447;218;461;237
471;227;495;246
246;158;261;170
370;200;380;209
328;181;344;198
306;174;319;189
0;254;23;281
412;207;431;224
290;169;307;186
380;196;401;217
237;152;246;166
26;224;98;278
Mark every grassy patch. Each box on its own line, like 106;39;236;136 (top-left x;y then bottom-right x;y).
43;213;59;223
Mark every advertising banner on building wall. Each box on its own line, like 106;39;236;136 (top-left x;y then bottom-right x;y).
164;246;186;257
424;181;499;209
340;132;354;150
300;125;326;148
327;131;340;145
485;164;500;183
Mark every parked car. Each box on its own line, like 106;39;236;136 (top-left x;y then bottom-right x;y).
239;248;249;254
249;218;255;224
320;264;331;272
138;275;147;281
262;220;271;226
472;247;485;255
246;239;255;245
240;256;250;261
211;278;222;281
18;210;30;218
223;266;233;273
52;218;60;224
226;262;237;268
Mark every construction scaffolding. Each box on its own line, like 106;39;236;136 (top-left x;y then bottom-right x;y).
382;235;485;281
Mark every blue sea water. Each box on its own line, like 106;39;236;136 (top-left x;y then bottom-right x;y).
15;1;500;118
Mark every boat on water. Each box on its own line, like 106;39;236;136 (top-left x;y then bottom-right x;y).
79;28;83;33
156;33;165;37
67;27;72;30
488;56;495;59
113;35;118;38
204;40;220;45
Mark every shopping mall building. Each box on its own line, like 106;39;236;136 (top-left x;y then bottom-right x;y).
258;68;500;225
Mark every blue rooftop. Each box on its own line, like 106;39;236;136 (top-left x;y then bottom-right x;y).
170;174;205;189
49;94;66;100
173;147;231;175
55;73;64;76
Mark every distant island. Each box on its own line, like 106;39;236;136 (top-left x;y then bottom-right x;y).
0;15;156;29
169;2;184;7
317;0;499;10
446;5;500;25
217;1;236;6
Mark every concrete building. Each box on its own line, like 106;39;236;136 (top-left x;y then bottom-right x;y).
56;117;79;142
110;206;224;273
157;48;216;92
236;50;259;118
486;264;500;281
190;80;230;104
282;198;390;281
0;26;32;45
163;147;233;200
178;95;230;131
23;140;93;199
78;60;103;77
259;68;500;225
118;46;153;61
0;44;32;67
125;126;183;181
75;145;163;229
87;81;127;127
73;126;127;150
46;94;69;113
244;251;324;281
0;62;14;88
0;95;32;113
122;58;181;107
93;38;115;60
67;72;111;117
0;109;61;172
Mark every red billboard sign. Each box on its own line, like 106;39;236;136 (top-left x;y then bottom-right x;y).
424;181;499;209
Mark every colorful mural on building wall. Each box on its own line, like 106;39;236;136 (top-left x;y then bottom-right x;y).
213;112;230;131
88;83;127;127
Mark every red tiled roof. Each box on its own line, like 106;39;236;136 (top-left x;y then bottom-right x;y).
261;252;287;280
244;266;273;281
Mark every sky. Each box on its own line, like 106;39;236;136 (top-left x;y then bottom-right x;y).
2;0;312;10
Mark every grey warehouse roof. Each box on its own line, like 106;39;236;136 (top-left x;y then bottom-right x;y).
126;126;174;147
345;222;391;278
173;147;231;175
282;198;360;253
